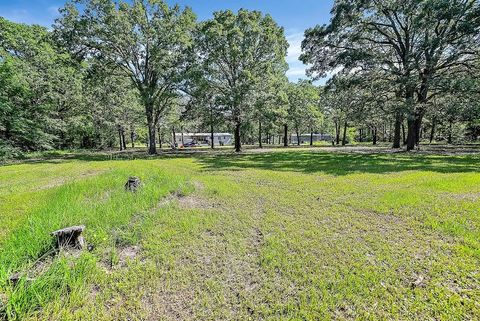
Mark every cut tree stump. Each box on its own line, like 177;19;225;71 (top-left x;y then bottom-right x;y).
51;225;85;249
125;177;141;192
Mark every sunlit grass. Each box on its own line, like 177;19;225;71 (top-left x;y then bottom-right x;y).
0;149;479;320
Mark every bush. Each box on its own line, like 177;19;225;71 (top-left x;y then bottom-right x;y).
0;141;23;162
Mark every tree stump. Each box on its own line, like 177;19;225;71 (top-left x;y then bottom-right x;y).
51;225;85;249
125;177;141;192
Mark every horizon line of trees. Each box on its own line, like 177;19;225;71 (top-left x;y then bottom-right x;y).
1;0;479;160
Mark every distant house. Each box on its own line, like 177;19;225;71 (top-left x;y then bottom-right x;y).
175;133;233;146
291;134;332;145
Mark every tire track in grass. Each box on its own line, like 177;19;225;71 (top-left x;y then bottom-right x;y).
137;173;271;320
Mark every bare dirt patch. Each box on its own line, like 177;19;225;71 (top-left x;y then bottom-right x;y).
98;245;143;272
142;285;195;321
174;181;222;210
192;180;205;191
89;283;102;301
177;195;220;210
154;194;176;210
445;192;480;202
118;245;141;267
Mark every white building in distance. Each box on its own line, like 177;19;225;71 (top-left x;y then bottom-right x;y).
174;133;232;146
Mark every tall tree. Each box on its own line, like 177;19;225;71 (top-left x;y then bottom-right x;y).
55;0;196;154
83;73;143;150
324;76;364;146
286;80;322;146
0;17;83;155
181;61;225;149
197;9;288;152
252;72;289;148
301;0;480;150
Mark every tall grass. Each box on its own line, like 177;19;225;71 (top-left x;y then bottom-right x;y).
0;161;191;319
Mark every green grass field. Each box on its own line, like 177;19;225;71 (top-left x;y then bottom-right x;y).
0;148;479;320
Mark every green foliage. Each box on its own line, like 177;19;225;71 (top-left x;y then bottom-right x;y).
301;0;480;149
55;0;197;154
197;9;288;151
1;0;479;157
287;80;322;139
0;18;69;152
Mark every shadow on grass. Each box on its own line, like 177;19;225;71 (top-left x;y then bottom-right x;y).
2;147;479;176
197;151;480;175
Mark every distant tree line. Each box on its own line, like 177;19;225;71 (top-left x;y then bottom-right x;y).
1;0;479;159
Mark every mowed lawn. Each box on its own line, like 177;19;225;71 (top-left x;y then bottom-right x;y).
0;149;479;320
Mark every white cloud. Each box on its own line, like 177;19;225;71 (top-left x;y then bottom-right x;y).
285;30;338;85
286;66;307;77
285;31;308;82
286;32;303;63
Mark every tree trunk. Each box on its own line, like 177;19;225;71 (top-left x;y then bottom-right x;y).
393;112;401;148
310;131;313;146
429;118;435;144
342;121;348;146
121;128;127;150
3;122;11;140
172;126;176;150
359;128;363;142
158;127;162;149
283;124;288;147
415;81;429;147
296;127;300;146
147;124;156;154
335;120;340;145
406;112;423;151
118;127;124;151
405;85;420;151
406;118;416;151
181;127;185;146
414;116;422;146
372;127;377;145
210;123;214;149
208;104;215;149
448;120;453;144
388;121;393;142
234;121;241;152
258;120;263;148
131;130;135;148
145;102;157;154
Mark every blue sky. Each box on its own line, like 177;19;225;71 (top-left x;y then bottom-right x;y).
0;0;334;81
